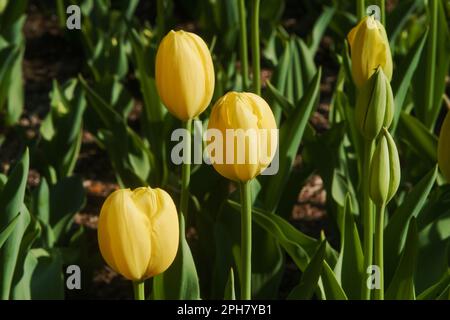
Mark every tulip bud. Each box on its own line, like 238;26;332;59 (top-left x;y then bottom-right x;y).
155;30;215;121
347;15;393;88
369;128;401;206
355;67;394;141
207;92;278;182
98;187;179;281
438;111;450;183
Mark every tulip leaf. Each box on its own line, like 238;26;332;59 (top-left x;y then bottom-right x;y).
49;176;86;244
12;248;64;299
40;79;86;181
0;148;30;299
388;0;423;47
415;212;450;294
228;200;309;270
417;184;450;232
287;241;326;300
0;44;20;124
33;178;55;249
0;0;27;31
436;286;450;300
33;178;50;226
4;43;24;126
272;153;315;220
290;37;303;103
265;80;295;118
263;68;322;213
80;75;156;187
224;268;236;300
391;30;428;132
0;212;20;249
227;200;337;270
384;166;437;285
413;0;450;129
29;248;64;299
129;29;169;186
335;194;363;299
129;29;165;121
295;38;317;94
268;40;291;123
215;199;284;299
417;269;450;300
11;208;42;299
319;261;348;300
398;112;438;163
153;215;200;300
385;218;418;300
308;6;335;55
79;75;125;129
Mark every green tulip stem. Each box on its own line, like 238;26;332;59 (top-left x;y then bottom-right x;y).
374;0;386;25
424;0;438;128
357;0;365;20
240;179;252;300
374;204;385;300
378;0;386;26
180;119;192;231
133;281;145;300
362;140;375;300
251;0;261;95
238;0;249;91
156;0;165;40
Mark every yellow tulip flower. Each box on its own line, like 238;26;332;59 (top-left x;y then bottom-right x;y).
98;187;179;281
348;15;393;88
438;111;450;183
207;92;278;182
155;30;215;121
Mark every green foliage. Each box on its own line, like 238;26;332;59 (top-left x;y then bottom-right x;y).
0;0;26;126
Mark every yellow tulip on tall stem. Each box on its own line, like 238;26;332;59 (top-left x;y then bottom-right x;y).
208;92;277;300
154;30;214;298
156;30;215;226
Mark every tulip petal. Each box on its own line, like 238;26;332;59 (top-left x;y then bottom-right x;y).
156;30;214;120
208;92;277;182
98;189;152;281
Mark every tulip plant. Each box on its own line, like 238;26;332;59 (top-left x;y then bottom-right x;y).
0;0;26;127
0;0;450;301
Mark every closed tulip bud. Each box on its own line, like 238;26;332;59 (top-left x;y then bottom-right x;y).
155;30;215;121
98;187;179;281
355;67;394;141
207;92;278;182
438;111;450;182
348;15;393;88
369;128;401;206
